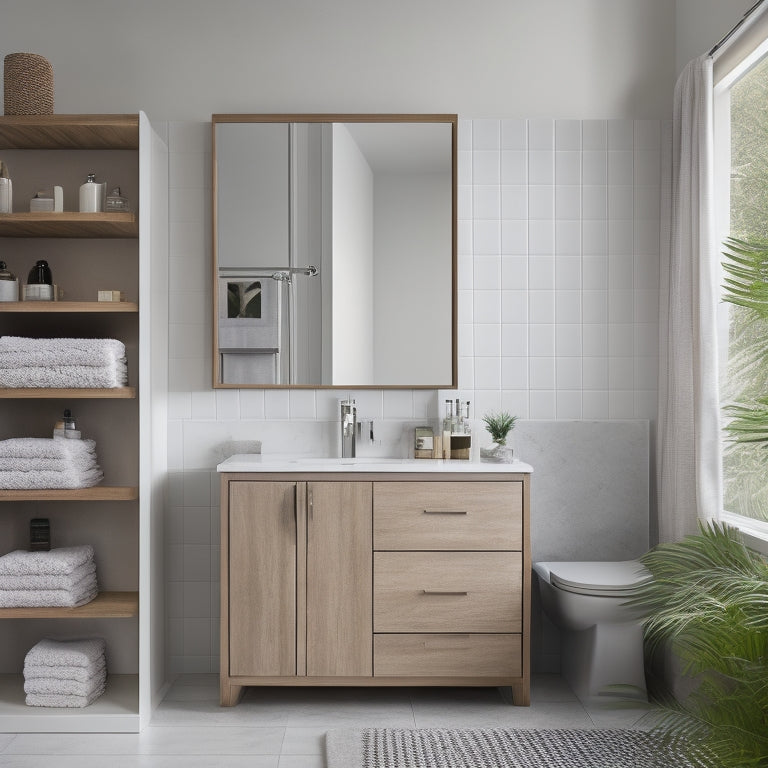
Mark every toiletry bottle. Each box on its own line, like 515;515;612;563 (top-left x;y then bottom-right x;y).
0;160;12;213
442;400;453;459
79;173;105;212
105;186;130;212
0;261;18;302
61;409;82;439
25;260;54;301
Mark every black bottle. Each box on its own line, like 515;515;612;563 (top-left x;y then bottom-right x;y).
27;259;52;285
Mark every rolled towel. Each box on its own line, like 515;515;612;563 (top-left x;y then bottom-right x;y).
0;466;104;490
0;585;97;608
24;667;106;696
0;364;128;389
24;637;106;668
0;337;126;367
24;655;106;683
0;562;96;591
0;546;94;576
26;683;105;708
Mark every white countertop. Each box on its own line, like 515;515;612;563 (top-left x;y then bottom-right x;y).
217;454;533;474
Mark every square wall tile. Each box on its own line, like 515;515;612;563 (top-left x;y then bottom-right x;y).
555;220;581;256
264;389;289;419
557;355;581;390
474;357;502;389
556;324;582;356
501;220;528;255
582;120;607;151
383;391;414;419
529;324;555;356
556;120;581;151
529;220;555;255
583;357;609;389
583;390;610;418
529;290;555;323
556;290;581;324
502;119;527;150
608;119;634;150
529;390;556;419
472;119;501;150
474;220;501;256
609;254;634;289
474;292;502;324
608;151;633;185
239;390;265;420
474;185;501;219
502;357;528;389
529;256;555;290
582;151;607;185
529;186;554;220
528;119;555;150
529;150;555;185
530;358;555;389
215;390;240;420
555;152;581;185
555;256;581;290
634;119;661;150
473;151;501;185
501;151;527;184
289;390;316;419
501;290;528;323
557;390;582;419
501;323;528;356
458;150;473;186
474;323;501;356
582;186;607;220
502;255;528;289
583;324;609;356
502;185;528;219
555;186;581;220
458;119;472;151
474;256;501;289
502;390;529;419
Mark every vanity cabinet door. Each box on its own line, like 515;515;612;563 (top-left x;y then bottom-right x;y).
306;482;373;677
228;481;297;677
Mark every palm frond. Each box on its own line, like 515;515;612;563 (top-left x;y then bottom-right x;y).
722;237;768;318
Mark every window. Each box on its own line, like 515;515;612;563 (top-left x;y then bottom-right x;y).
714;38;768;540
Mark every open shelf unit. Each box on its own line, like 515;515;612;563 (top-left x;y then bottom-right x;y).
0;113;167;733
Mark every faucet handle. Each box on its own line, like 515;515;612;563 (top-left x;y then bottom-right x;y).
357;419;374;444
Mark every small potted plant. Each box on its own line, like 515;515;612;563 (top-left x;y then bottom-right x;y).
480;411;517;463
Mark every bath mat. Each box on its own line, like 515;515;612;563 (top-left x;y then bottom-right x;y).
325;727;710;768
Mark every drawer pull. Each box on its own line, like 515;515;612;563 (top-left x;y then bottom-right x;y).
421;589;469;596
423;509;468;515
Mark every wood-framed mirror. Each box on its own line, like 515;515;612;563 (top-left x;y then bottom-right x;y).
212;114;457;388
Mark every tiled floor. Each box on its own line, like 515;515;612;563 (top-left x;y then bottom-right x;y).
0;674;653;767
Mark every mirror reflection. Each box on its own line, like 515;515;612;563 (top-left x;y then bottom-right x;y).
212;115;456;388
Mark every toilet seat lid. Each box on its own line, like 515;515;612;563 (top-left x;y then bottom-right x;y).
538;560;651;597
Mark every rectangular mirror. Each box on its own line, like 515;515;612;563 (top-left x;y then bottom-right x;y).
212;114;457;388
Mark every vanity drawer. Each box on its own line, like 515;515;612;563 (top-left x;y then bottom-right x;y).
373;482;522;551
374;633;521;678
374;552;521;633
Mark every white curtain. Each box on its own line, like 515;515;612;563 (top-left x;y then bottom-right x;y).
657;54;723;543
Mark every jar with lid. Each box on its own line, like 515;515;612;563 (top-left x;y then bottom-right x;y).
24;259;54;301
0;261;19;302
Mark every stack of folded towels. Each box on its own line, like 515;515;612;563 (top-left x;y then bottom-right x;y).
23;637;107;708
0;437;103;489
0;545;97;608
0;336;127;388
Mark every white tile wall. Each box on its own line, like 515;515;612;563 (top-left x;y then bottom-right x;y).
165;118;661;673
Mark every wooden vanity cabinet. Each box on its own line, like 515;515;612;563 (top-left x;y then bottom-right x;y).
220;471;530;707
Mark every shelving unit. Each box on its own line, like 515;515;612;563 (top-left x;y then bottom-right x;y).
0;113;168;733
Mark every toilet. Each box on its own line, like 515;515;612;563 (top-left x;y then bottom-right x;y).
533;560;652;705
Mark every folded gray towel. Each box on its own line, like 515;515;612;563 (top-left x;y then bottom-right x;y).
26;683;105;708
0;562;96;590
0;364;128;388
0;546;94;576
0;337;126;367
0;586;97;608
0;466;104;489
0;437;97;460
24;637;106;668
24;655;106;683
24;667;106;696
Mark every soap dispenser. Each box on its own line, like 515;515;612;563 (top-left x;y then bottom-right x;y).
79;173;106;212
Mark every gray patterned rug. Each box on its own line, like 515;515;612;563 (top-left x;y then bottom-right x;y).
325;728;709;768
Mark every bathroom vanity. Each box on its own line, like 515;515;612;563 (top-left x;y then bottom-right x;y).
217;456;532;706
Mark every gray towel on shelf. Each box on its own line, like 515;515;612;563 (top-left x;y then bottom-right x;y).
0;546;94;576
0;562;96;590
0;466;104;489
24;655;106;683
0;585;97;608
0;364;127;388
0;437;98;462
24;666;106;696
25;683;106;708
0;336;126;367
24;637;106;668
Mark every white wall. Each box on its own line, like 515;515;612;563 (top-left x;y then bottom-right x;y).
1;0;675;120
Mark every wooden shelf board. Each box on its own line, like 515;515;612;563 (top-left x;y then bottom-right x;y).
0;591;138;619
0;212;137;238
0;674;139;733
0;387;136;399
0;115;139;150
0;301;138;313
0;486;138;501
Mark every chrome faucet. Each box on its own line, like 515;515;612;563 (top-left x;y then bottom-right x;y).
340;398;357;458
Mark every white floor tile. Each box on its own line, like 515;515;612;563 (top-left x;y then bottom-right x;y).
137;725;285;754
280;726;327;755
278;756;324;768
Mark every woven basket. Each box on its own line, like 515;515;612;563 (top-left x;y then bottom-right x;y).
4;53;54;115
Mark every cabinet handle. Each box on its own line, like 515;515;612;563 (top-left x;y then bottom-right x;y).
308;488;313;521
421;589;469;596
423;509;468;515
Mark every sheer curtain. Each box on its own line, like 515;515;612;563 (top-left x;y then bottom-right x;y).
657;54;723;543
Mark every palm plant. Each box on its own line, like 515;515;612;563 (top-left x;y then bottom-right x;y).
629;523;768;768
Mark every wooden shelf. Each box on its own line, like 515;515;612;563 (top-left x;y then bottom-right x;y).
0;212;137;238
0;301;138;313
0;387;135;399
0;486;138;501
0;115;139;150
0;591;138;619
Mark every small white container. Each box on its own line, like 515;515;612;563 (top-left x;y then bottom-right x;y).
79;173;106;212
0;261;18;301
0;177;12;213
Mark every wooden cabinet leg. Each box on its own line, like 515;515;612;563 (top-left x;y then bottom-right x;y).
499;683;530;706
220;682;244;707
